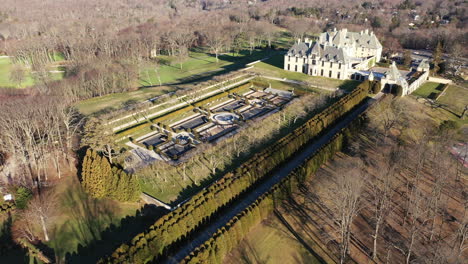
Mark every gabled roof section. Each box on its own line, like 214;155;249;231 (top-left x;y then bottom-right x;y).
287;42;310;57
309;43;349;63
386;61;403;80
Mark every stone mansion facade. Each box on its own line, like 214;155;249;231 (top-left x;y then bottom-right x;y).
284;28;430;96
284;28;382;80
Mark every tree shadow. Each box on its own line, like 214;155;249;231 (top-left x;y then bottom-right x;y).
48;176;168;262
139;48;280;89
0;213;28;263
64;203;167;263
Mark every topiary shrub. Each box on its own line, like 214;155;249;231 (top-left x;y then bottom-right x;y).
393;85;403;97
371;81;382;94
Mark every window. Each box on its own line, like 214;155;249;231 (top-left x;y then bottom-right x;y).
296;57;298;63
287;64;290;70
337;72;341;79
312;60;316;65
330;62;333;67
295;65;297;72
338;63;341;69
288;56;291;62
303;58;306;64
329;71;332;78
303;65;306;73
322;61;325;66
321;69;324;76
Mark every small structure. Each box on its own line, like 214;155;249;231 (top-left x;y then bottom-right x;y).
3;194;13;201
352;61;430;96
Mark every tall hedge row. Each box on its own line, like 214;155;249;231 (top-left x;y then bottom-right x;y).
182;129;350;264
100;84;368;264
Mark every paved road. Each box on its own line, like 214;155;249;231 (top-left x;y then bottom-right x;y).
164;93;384;264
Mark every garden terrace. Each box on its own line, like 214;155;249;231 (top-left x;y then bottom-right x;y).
125;81;296;163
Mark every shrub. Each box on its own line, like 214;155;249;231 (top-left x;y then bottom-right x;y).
15;186;33;209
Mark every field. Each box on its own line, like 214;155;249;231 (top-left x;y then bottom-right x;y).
411;81;444;98
46;178;140;260
76;85;176;116
0;56;64;88
436;84;468;116
247;54;361;91
77;49;278;116
224;215;322;264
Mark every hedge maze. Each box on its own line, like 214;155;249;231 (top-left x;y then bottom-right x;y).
99;83;369;263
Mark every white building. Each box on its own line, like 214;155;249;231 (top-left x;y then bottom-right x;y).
284;28;382;80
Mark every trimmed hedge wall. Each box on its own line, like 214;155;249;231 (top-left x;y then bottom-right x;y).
100;84;369;264
181;129;350;264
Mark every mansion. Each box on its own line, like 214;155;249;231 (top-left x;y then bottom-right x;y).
284;28;430;96
284;28;382;80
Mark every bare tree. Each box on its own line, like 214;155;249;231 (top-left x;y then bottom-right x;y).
330;158;366;264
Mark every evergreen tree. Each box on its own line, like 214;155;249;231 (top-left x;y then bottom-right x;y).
433;41;443;75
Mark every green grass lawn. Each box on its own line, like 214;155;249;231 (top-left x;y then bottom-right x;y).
46;178;139;259
76;86;176;116
249;54;360;90
411;81;444;98
139;49;275;87
225;216;321;264
436;85;468;116
0;56;64;88
77;49;278;116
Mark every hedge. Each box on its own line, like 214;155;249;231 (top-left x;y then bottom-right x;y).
182;124;357;264
99;83;369;264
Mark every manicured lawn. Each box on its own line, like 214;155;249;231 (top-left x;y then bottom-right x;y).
76;86;176;116
0;57;35;88
46;178;139;259
139;49;275;87
411;81;444;98
0;56;64;88
77;49;278;116
225;216;322;264
436;85;468;116
249;54;361;90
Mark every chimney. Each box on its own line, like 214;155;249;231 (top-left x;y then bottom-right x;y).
304;37;309;43
343;28;347;34
333;27;337;32
297;38;301;44
365;29;369;34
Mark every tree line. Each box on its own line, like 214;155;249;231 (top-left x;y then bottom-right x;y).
98;83;369;263
181;127;352;264
81;149;140;202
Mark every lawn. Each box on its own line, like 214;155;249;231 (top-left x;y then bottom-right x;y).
76;85;176;116
411;81;444;98
77;49;278;116
46;178;140;260
249;54;360;90
0;56;64;88
139;49;275;87
224;215;322;264
436;85;468;116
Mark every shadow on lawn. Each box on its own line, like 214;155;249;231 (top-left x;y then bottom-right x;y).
0;214;28;263
140;48;281;89
63;201;168;263
48;176;168;263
